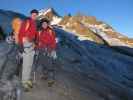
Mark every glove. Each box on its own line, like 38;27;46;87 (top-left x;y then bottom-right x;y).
50;50;57;59
6;36;15;44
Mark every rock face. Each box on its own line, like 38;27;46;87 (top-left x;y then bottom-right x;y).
0;26;5;40
53;28;133;100
0;42;18;80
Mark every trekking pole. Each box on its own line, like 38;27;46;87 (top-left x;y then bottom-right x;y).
16;88;22;100
33;71;36;84
33;50;39;85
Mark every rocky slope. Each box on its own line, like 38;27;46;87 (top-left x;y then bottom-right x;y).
0;28;133;100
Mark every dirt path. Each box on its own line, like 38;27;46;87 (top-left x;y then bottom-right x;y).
22;71;104;100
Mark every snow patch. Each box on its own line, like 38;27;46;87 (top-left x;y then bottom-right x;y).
51;16;62;25
39;8;52;16
78;36;94;41
90;27;133;47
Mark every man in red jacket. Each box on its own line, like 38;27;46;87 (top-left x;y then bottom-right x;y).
36;18;57;87
18;9;38;91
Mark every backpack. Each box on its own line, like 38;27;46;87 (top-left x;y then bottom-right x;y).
11;17;30;44
11;18;22;44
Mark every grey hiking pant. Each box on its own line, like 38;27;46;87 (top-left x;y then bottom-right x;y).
22;42;35;82
35;50;57;81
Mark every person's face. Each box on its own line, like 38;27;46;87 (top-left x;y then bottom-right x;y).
42;22;48;29
31;13;38;20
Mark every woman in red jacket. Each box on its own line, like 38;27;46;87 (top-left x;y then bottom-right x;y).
36;18;57;87
37;19;56;52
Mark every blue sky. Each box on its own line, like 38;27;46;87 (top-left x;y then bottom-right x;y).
0;0;133;37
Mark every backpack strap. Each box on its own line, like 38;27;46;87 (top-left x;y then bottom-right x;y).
48;28;55;36
25;20;30;32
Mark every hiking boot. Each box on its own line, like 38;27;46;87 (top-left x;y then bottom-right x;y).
48;80;55;87
22;81;33;92
23;83;31;92
26;80;33;88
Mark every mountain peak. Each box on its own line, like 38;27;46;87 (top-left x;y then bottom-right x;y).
38;8;62;25
39;8;60;17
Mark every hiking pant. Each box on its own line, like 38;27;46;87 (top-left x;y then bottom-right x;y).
22;42;35;82
36;50;56;81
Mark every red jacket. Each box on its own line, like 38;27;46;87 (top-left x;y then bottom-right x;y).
36;27;56;50
18;18;37;45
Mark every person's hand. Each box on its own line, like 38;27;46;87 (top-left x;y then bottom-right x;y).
6;35;14;44
50;50;57;59
32;43;36;48
47;47;53;53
